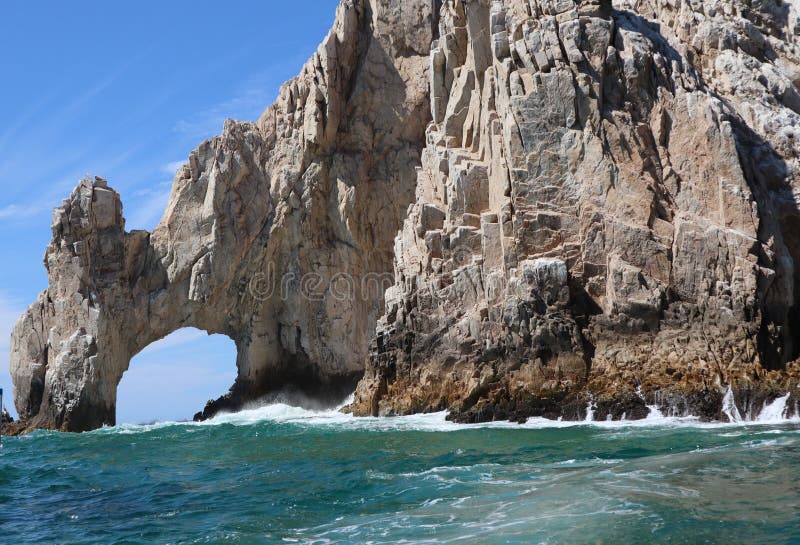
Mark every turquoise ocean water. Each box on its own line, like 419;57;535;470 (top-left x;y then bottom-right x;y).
2;401;799;544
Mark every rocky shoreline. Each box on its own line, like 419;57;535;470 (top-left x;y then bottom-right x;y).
350;334;800;423
1;410;26;437
446;369;800;423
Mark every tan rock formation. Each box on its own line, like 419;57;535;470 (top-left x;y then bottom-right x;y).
351;0;800;421
10;0;436;432
10;0;800;431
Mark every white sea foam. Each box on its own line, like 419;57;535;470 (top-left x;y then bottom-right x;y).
636;384;665;419
100;390;800;435
717;387;799;425
722;385;743;423
757;393;791;423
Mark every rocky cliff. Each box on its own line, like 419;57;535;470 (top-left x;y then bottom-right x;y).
10;0;800;432
10;0;435;432
351;0;800;421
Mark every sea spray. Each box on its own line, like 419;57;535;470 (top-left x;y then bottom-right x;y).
636;385;665;420
757;393;791;422
584;398;596;422
97;391;800;438
722;385;743;423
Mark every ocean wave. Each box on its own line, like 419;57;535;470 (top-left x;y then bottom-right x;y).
93;394;800;436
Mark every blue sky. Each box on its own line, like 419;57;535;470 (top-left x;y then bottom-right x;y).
0;1;338;423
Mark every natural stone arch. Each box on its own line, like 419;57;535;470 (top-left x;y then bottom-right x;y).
9;0;437;432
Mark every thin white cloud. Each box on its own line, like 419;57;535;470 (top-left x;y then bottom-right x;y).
172;84;270;139
120;329;236;423
162;160;186;175
171;52;313;141
0;93;59;154
0;143;144;226
135;328;209;357
125;181;173;231
0;63;132;169
0;293;26;418
0;67;123;157
0;181;75;222
117;363;236;424
0;293;25;354
0;203;49;221
0;174;80;223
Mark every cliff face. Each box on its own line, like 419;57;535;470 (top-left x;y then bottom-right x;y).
351;0;800;421
10;0;800;432
10;0;436;432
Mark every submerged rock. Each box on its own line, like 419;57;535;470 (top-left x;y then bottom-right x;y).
10;0;800;431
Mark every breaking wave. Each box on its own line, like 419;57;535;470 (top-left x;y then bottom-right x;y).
95;390;800;436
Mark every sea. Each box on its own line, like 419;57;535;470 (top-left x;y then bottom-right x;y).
2;397;799;545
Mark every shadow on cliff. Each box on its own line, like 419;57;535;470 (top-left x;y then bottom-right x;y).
732;119;800;370
195;27;426;421
612;7;800;371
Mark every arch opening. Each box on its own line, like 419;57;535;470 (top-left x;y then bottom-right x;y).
117;328;237;425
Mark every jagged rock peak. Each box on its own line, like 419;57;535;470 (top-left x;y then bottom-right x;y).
10;0;437;432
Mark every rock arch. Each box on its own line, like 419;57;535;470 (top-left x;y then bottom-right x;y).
9;0;437;432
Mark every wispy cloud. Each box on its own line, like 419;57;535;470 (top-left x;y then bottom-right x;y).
0;93;59;155
0;293;26;418
0;139;144;227
0;293;25;355
162;160;186;175
0;175;75;222
0;61;133;159
171;46;313;141
0;203;50;221
53;69;125;125
117;361;236;424
172;82;271;140
125;180;173;231
135;328;209;357
120;328;236;423
0;134;154;230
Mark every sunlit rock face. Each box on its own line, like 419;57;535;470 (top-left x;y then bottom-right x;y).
10;0;436;432
10;0;800;432
351;0;800;421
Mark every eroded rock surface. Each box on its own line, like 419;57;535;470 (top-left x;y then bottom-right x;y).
351;0;800;421
10;0;436;432
10;0;800;431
